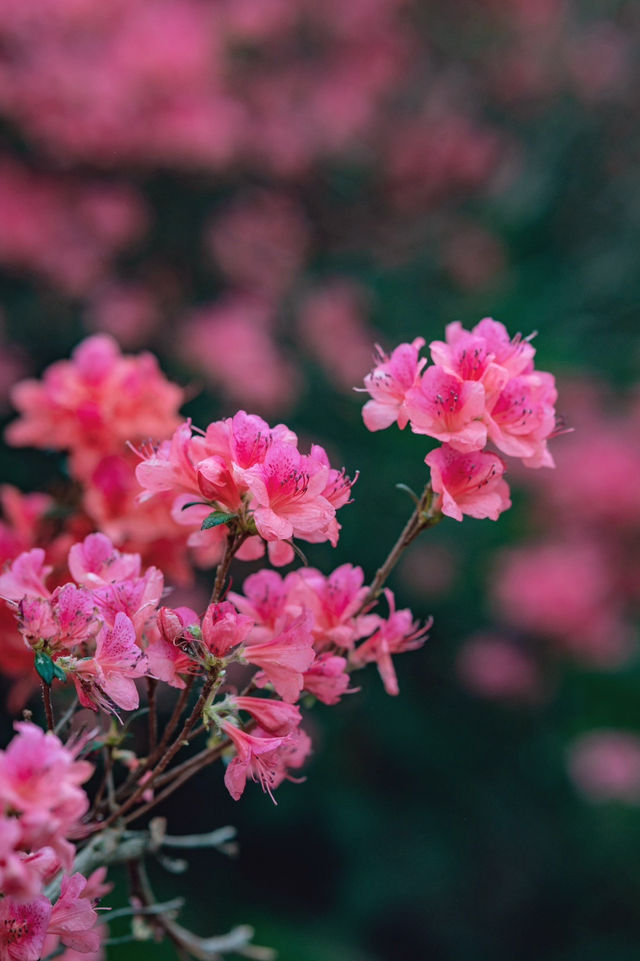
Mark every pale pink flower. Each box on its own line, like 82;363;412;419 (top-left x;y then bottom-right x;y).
361;339;427;431
68;533;140;589
350;590;430;696
426;444;511;521
0;549;52;602
568;731;640;803
0;895;51;961
47;874;100;954
243;611;315;703
405;366;487;451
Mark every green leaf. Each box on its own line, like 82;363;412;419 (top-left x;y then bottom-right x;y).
34;650;55;685
201;511;237;531
52;661;67;682
181;501;210;511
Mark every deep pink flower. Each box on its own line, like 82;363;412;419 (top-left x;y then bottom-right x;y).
426;444;511;521
0;895;51;961
235;442;335;544
405;366;487;451
361;339;427;431
288;565;378;651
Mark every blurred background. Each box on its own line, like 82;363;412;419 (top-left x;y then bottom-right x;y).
1;0;640;958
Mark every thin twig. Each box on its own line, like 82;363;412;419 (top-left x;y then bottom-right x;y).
146;677;158;755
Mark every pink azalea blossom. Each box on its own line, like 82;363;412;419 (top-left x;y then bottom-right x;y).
228;696;302;736
426;444;511;521
7;335;183;481
47;874;100;954
0;895;51;961
405;366;487;451
146;607;202;688
220;721;288;801
228;570;297;643
484;371;557;467
288;565;378;651
350;590;431;696
303;654;353;705
201;602;254;658
361;338;427;431
0;549;52;602
73;612;148;713
243;611;315;703
18;585;100;653
68;533;140;589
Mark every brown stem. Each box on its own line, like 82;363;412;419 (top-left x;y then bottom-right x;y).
209;527;248;605
41;682;54;731
146;677;158;755
356;482;441;615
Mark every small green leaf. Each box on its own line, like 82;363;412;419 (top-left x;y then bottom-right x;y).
201;511;237;531
34;650;55;685
52;661;67;682
181;501;210;511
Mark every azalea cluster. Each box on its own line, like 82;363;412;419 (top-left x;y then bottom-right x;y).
135;410;356;567
0;721;106;961
0;535;160;716
361;318;558;521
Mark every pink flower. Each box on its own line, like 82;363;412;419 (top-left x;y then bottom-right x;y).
235;442;335;544
220;721;288;801
405;366;487;451
350;590;430;696
7;335;183;480
243;611;315;703
0;549;52;602
303;654;353;705
484;372;557;467
0;895;51;961
426;444;511;521
360;339;427;431
228;570;295;643
73;612;148;713
18;586;100;653
228;696;302;735
201;602;253;658
568;731;640;803
288;564;377;650
68;533;140;588
47;874;100;954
